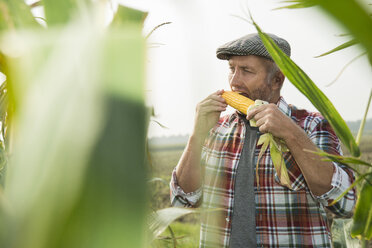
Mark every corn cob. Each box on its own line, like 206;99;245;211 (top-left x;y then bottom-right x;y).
221;91;255;115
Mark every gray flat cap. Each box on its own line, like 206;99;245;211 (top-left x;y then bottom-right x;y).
216;33;291;61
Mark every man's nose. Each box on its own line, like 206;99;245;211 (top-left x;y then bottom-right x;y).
229;70;241;88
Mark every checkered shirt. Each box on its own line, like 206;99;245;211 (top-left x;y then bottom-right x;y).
170;97;356;247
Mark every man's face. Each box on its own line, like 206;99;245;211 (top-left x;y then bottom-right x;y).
228;55;279;103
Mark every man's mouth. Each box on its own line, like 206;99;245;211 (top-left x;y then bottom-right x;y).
237;92;251;99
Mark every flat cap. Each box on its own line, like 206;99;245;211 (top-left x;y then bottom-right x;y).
216;33;291;61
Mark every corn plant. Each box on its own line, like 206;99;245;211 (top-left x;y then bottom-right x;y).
0;1;151;248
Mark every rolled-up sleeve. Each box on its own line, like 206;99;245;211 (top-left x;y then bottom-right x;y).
170;168;202;207
309;117;356;218
316;162;356;217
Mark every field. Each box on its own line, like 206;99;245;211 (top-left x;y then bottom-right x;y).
148;134;372;247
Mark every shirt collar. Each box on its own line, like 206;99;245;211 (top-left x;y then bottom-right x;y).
276;96;291;117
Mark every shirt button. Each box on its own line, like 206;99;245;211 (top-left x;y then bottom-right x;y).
226;217;229;222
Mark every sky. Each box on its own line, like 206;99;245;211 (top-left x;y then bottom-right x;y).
4;0;372;138
121;0;372;138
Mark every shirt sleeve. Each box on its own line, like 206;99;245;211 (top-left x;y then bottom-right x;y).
169;168;202;208
309;117;356;218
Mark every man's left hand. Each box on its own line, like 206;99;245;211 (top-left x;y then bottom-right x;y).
246;103;297;141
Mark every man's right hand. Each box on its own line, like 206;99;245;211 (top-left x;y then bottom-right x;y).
192;89;227;140
175;89;227;193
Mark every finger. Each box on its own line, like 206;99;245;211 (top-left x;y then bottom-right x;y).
255;117;266;128
258;124;269;133
246;104;266;120
203;105;227;113
216;89;225;95
198;98;227;109
209;94;226;103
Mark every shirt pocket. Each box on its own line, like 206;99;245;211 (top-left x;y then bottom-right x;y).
273;152;308;191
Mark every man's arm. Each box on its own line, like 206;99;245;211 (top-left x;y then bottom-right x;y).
175;90;227;193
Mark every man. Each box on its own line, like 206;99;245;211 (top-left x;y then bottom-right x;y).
170;33;356;247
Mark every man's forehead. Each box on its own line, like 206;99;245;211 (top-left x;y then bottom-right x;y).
228;55;268;66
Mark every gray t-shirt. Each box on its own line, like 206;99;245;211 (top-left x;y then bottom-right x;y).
229;118;259;247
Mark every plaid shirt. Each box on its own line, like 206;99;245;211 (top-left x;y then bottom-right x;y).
170;97;356;247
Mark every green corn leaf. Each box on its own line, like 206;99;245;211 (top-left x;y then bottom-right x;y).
325;52;366;87
1;15;148;248
316;0;372;64
356;89;372;146
0;0;40;31
315;39;358;58
307;150;372;168
329;172;372;206
110;4;148;28
275;0;317;10
253;21;361;157
351;171;372;240
42;0;89;26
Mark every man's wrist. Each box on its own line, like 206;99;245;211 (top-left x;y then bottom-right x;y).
283;123;304;145
189;132;207;148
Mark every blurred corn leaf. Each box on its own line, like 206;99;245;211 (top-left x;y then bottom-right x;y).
275;0;317;9
111;4;148;27
42;0;89;26
253;21;361;157
351;170;372;240
313;0;372;63
148;177;169;186
0;0;40;31
0;5;148;248
315;39;358;58
148;207;199;241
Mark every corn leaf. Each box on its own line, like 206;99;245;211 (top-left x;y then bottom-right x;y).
0;0;40;31
253;21;361;157
351;170;372;240
42;0;89;26
110;4;148;28
148;207;199;241
329;172;372;206
325;52;366;87
275;0;317;9
1;16;147;248
356;89;372;145
316;0;372;64
307;150;372;167
315;39;358;58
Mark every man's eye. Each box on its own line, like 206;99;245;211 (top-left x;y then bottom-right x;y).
243;69;251;73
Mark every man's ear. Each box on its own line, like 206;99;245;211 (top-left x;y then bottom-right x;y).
273;71;285;90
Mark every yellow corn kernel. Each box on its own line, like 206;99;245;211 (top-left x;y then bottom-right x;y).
221;91;255;115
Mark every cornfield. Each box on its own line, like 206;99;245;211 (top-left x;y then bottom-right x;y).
0;0;371;248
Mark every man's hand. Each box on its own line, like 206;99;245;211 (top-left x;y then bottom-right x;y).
246;103;297;142
192;89;227;140
176;90;227;193
247;103;334;196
